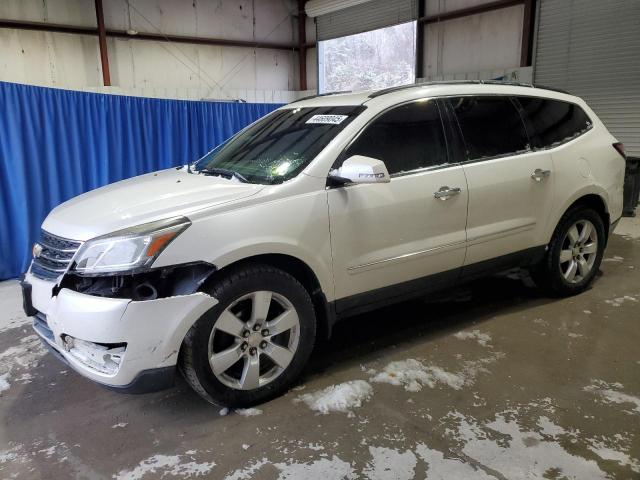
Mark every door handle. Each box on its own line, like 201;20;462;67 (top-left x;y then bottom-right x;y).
531;168;551;182
434;186;461;200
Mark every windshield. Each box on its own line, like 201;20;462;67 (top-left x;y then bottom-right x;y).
193;105;364;184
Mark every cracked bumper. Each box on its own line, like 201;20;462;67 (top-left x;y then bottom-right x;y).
25;272;218;391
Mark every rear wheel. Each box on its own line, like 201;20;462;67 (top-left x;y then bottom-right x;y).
180;264;316;407
532;207;605;296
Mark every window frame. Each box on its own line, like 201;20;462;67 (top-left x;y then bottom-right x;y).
330;97;454;181
443;94;534;164
512;96;594;152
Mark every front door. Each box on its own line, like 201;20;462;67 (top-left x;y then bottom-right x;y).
327;98;469;314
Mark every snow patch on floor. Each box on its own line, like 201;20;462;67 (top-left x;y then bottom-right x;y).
453;330;492;347
0;281;31;333
235;408;262;417
447;412;608;479
114;453;215;480
589;441;640;473
584;380;640;415
274;456;355;480
295;380;373;415
604;295;638;307
603;255;624;262
112;423;128;429
223;458;269;480
0;444;30;465
0;334;47;393
537;416;567;437
370;359;437;392
371;353;503;393
0;373;10;393
362;446;417;480
415;443;493;479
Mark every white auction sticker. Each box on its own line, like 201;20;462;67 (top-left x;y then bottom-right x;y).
306;114;348;125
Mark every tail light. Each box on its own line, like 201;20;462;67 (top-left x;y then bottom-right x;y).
613;142;626;159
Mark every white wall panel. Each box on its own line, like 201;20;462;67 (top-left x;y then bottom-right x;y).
0;0;95;26
423;4;524;78
0;29;102;88
0;0;299;99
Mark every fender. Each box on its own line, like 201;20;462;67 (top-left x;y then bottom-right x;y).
208;239;335;302
545;185;610;243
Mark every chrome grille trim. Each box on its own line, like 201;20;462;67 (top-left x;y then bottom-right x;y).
31;230;82;280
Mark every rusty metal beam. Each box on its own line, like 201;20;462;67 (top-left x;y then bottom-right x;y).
297;0;307;90
0;19;95;35
0;19;299;51
95;0;111;86
415;0;426;79
419;0;525;24
520;0;534;66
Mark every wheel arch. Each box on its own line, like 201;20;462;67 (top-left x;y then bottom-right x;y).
549;191;611;245
202;253;335;340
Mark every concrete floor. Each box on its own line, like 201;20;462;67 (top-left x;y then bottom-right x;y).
1;218;639;479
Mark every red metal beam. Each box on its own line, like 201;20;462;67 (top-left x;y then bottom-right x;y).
0;19;299;51
0;19;95;35
95;0;111;86
520;0;534;66
297;0;307;91
419;0;525;24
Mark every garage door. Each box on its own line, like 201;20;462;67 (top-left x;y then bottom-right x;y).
311;0;418;41
534;0;640;157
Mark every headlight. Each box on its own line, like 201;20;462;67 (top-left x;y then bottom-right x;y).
72;217;190;275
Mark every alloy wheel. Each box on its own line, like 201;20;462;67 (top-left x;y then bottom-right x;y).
208;291;300;390
559;219;598;284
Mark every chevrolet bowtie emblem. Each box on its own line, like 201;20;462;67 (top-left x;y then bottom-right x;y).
32;243;43;258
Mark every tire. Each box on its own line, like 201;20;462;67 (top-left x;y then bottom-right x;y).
180;264;316;407
532;206;605;297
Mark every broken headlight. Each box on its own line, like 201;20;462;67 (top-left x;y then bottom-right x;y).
72;217;190;275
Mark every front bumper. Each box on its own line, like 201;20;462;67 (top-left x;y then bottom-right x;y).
24;272;217;393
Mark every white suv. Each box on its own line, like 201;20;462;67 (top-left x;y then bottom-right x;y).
23;82;626;406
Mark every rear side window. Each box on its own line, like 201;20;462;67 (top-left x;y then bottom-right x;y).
447;96;530;160
516;97;592;148
344;99;447;175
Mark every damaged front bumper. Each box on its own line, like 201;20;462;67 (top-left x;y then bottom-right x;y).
25;272;217;393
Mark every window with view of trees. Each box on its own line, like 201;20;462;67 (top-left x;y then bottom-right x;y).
318;22;417;94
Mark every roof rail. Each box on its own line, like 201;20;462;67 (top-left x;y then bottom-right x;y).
367;80;571;98
529;83;571;95
288;90;352;105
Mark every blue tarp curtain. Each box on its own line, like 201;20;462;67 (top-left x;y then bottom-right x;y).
0;81;281;280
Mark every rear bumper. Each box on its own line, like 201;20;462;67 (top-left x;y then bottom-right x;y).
24;271;217;393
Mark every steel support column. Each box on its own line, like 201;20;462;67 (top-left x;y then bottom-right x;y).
95;0;111;86
298;0;307;91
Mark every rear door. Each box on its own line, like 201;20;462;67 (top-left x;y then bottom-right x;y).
446;95;555;273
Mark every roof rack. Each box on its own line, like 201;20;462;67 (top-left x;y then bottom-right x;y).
367;80;570;98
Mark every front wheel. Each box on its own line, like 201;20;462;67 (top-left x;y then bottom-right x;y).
180;264;316;407
532;207;605;297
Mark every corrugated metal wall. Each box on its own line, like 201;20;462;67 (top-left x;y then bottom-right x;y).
534;0;640;156
316;0;418;41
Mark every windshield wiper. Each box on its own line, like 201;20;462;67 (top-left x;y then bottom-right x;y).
200;167;249;183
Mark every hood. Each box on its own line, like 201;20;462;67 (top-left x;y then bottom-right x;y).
42;168;264;241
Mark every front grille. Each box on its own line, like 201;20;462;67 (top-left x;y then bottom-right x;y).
31;231;81;280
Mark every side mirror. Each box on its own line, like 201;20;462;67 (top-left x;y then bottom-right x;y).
328;155;391;186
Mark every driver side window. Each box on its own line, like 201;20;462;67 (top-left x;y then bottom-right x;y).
344;99;448;175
